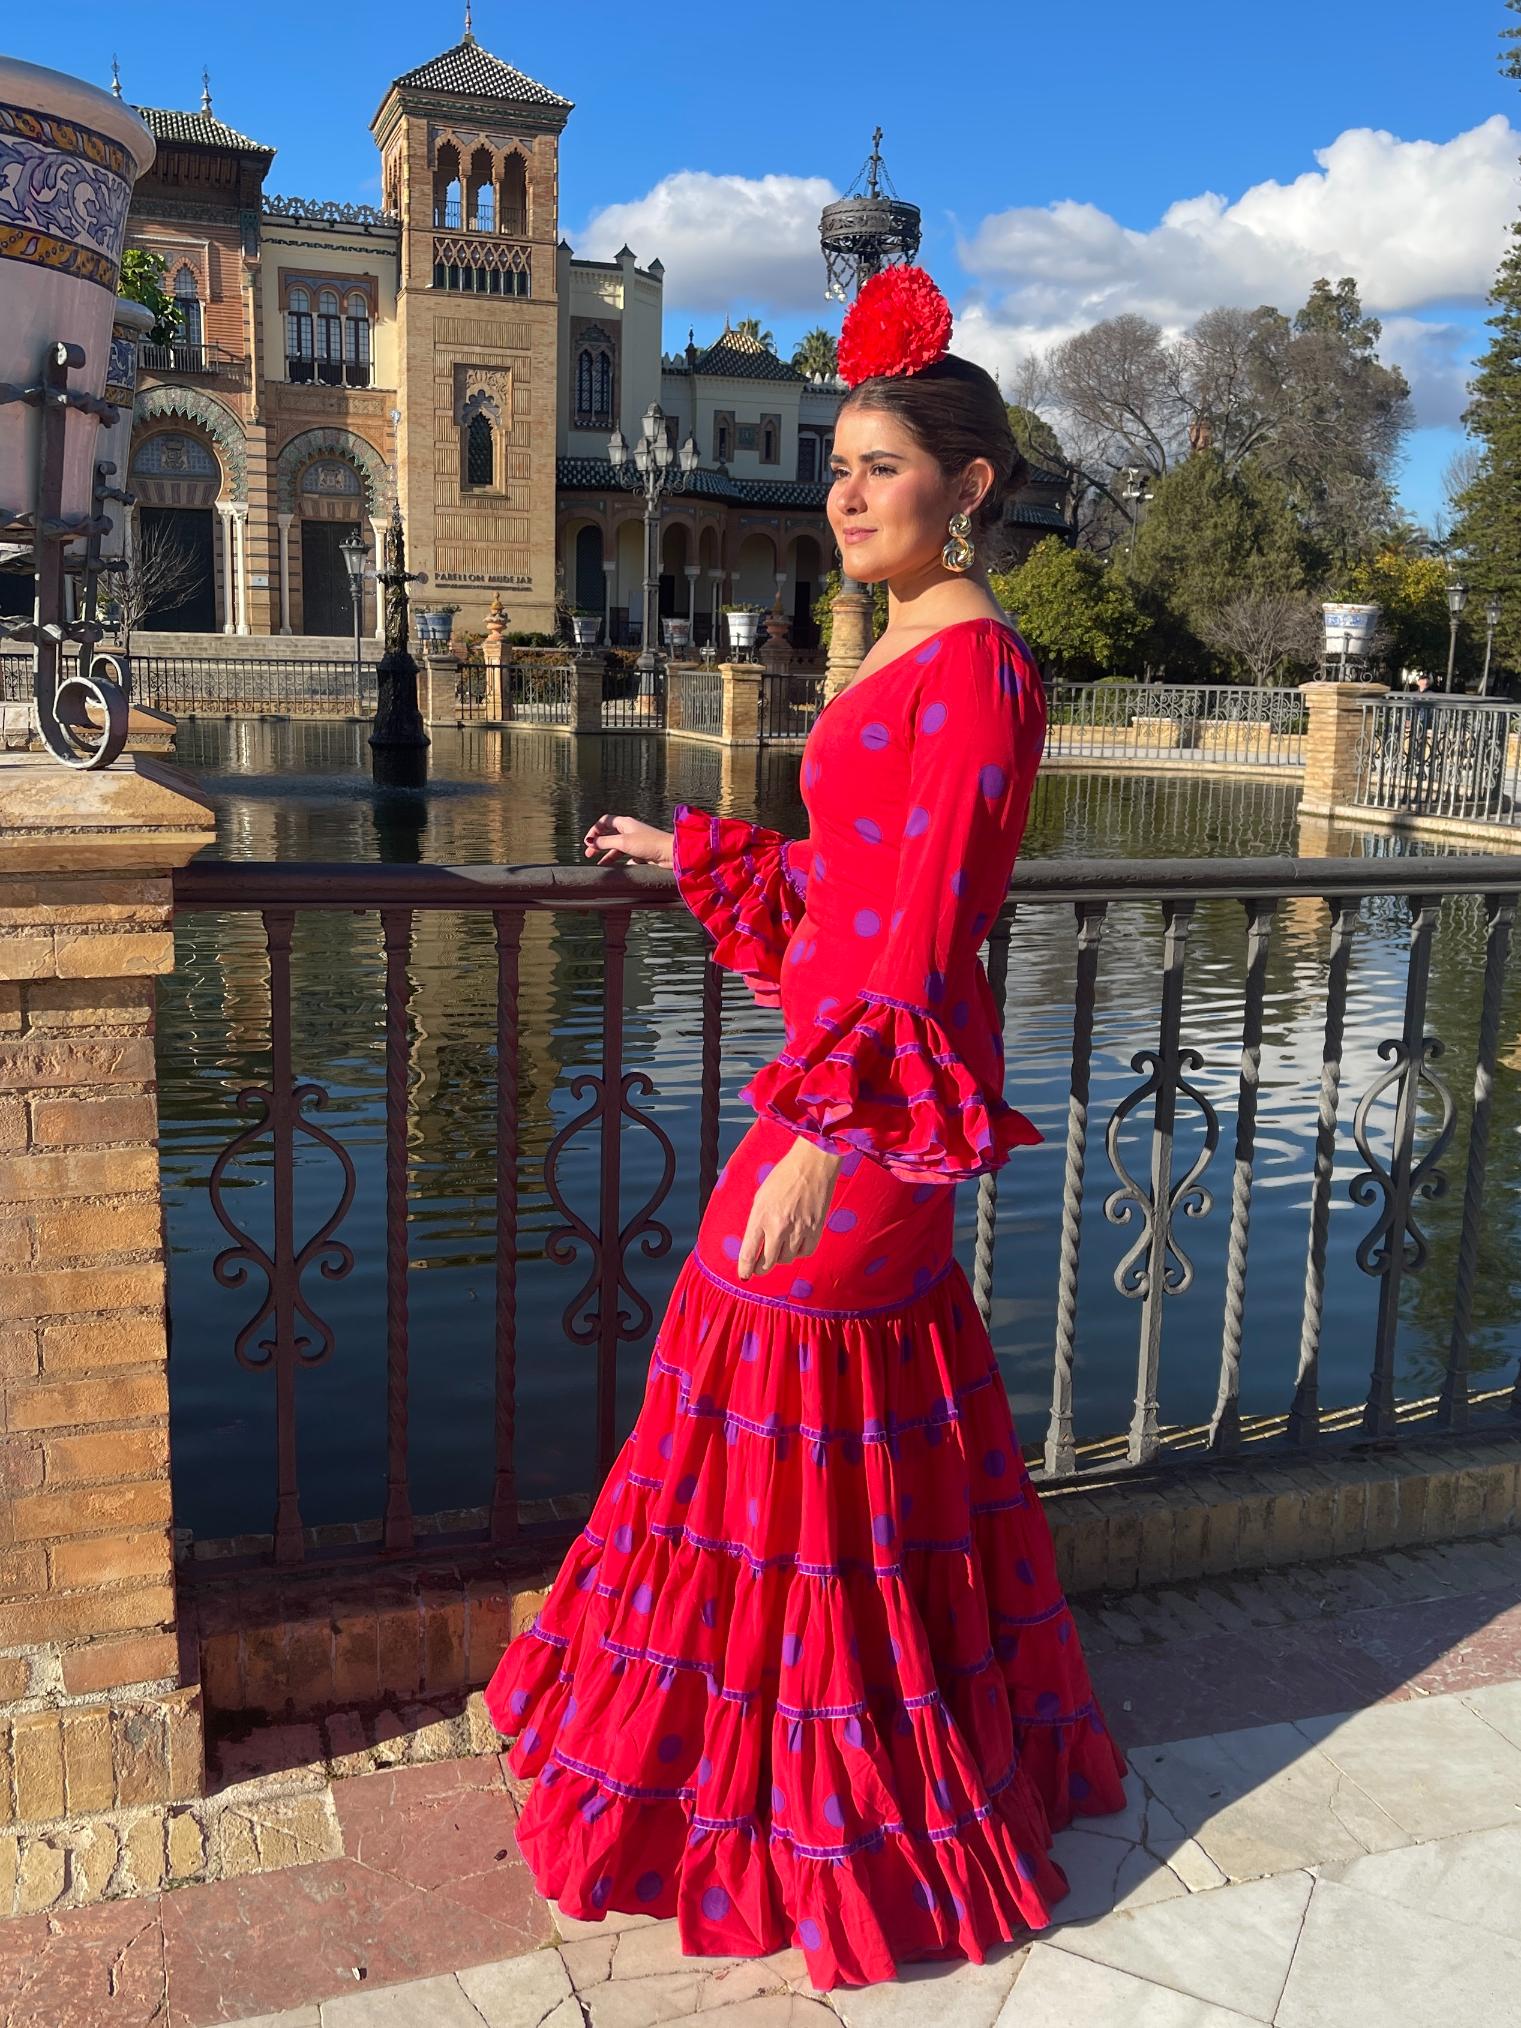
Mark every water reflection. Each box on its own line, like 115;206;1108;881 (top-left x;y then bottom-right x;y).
159;722;1518;1543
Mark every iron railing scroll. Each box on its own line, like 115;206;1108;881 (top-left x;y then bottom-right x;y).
0;341;131;769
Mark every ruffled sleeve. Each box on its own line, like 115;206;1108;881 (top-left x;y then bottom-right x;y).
744;628;1047;1183
671;803;812;988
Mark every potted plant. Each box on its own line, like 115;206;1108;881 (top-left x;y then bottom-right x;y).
662;615;693;654
724;603;764;655
416;602;460;645
569;607;601;648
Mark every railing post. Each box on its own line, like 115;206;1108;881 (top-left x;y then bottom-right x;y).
0;750;217;1902
824;579;873;703
572;655;604;734
720;661;763;746
665;661;690;734
1300;679;1387;818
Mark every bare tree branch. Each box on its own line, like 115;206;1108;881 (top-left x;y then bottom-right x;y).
105;517;208;651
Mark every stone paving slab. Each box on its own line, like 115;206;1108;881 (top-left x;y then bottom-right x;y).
10;1535;1521;2027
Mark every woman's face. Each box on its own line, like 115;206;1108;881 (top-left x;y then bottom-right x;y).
825;404;989;586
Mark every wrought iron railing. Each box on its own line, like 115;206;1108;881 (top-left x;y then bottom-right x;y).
760;670;825;743
1045;684;1308;767
509;659;574;727
166;852;1521;1571
129;656;377;717
601;663;666;732
139;341;242;380
285;357;371;389
671;663;724;738
1355;696;1521;826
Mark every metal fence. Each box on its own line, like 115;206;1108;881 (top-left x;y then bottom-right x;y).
671;663;724;738
168;851;1521;1570
601;663;667;733
1355;696;1521;827
1045;684;1308;767
760;670;826;743
133;656;378;718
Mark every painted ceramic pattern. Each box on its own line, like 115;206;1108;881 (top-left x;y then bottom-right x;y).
0;100;133;290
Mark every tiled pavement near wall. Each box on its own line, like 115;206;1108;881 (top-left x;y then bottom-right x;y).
6;1531;1521;2028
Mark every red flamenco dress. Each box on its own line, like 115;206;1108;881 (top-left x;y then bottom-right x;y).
484;616;1128;1988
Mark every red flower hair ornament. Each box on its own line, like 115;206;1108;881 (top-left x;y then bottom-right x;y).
837;265;954;388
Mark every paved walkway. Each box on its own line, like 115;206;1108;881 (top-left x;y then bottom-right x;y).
7;1532;1521;2027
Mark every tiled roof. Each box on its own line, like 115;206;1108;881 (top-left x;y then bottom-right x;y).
132;106;274;154
392;38;572;108
690;332;802;383
557;459;829;511
1006;502;1070;530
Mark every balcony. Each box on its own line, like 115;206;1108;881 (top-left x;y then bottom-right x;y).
286;358;372;389
140;340;242;381
433;202;528;236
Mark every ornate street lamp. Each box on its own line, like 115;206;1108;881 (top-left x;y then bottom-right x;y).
608;401;699;699
1121;464;1154;561
1444;573;1468;694
1481;593;1503;697
340;527;371;715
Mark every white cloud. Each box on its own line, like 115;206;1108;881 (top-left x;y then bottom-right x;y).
1377;314;1484;432
571;171;840;318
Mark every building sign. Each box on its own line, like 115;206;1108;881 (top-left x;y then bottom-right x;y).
434;573;533;589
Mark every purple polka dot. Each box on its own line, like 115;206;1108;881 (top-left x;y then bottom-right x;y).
860;721;890;751
983;1448;1007;1479
677;1474;697;1502
895;1710;913;1736
782;1631;803;1665
771;1782;787;1812
748;1496;760;1525
913;1182;937;1204
853;908;881;938
865;1254;888;1277
657;1732;683;1762
979;762;1007;798
952;1891;967;1919
1016;1557;1035;1584
1036;1690;1061;1719
913;1880;936;1909
889;1636;903;1663
842;1435;864;1466
582;1792;612;1823
872;1512;895;1544
933;1777;953;1810
915;639;943;663
951;1000;969;1029
632;1583;654;1614
926;968;945;1004
790;1277;814;1299
891;908;905;930
657;1431;673;1460
756;1160;775;1184
576;1566;595;1591
950;868;967;897
741;1331;761;1363
824;1794;845;1828
843;1715;864;1748
614;1523;633;1552
854;816;883;844
798;1342;813;1370
826;1206;857;1234
700;1596;718;1627
1071;1771;1092;1800
697;1755;712;1784
508;1687;530;1715
566;1696;577;1720
817;995;838;1022
802;757;819;786
814;851;827;877
523;1726;541;1753
840;1149;863;1176
635;1869;664;1902
799;1917;823;1950
1058;1617;1071;1644
701;1885;731;1920
920;700;948;734
721;1234;742;1261
592;1873;613;1905
913;1266;933;1295
905;805;931;838
1014;1851;1035;1882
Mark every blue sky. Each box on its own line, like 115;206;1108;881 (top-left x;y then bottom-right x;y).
24;0;1520;525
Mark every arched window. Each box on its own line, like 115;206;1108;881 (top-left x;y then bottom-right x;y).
501;154;527;237
717;422;731;462
595;351;612;417
173;267;203;356
466;412;494;487
762;423;776;463
468;147;495;233
344;292;371;387
577;349;593;414
434;143;462;229
286;287;313;381
316;289;342;384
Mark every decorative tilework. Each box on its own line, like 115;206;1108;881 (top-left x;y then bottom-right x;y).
0;101;134;292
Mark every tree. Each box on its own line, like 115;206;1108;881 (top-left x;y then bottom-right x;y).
118;247;181;348
105;517;208;651
731;316;777;355
990;538;1145;682
1199;592;1322;684
791;328;838;379
1343;548;1466;680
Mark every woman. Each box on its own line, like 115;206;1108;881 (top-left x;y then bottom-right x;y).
484;267;1127;1989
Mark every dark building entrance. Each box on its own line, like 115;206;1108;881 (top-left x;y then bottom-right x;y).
136;505;217;633
301;519;360;637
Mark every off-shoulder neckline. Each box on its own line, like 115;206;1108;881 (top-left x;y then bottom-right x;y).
827;614;1023;711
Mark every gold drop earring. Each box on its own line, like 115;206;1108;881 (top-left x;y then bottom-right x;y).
942;511;974;573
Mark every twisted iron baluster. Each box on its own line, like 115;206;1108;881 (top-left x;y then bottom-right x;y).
381;906;415;1551
972;912;1014;1330
1210;897;1277;1453
491;907;524;1543
1045;900;1107;1478
1288;897;1359;1446
1444;894;1515;1429
698;956;723;1214
1351;893;1455;1438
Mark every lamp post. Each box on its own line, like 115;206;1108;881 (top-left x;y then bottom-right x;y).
608;401;699;699
1481;594;1502;697
1121;463;1154;561
1444;574;1468;694
340;527;371;716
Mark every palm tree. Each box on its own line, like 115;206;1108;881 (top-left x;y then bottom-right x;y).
731;316;777;355
791;327;839;380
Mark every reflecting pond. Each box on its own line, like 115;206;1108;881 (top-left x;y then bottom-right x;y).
158;721;1521;1543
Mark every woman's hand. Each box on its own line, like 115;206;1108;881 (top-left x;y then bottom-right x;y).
583;813;673;867
737;1138;842;1280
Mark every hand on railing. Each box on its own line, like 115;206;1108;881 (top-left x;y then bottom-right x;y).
583;813;674;868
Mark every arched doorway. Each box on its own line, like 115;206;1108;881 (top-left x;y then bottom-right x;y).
126;431;221;632
298;460;366;636
790;533;823;652
735;531;777;610
574;524;605;614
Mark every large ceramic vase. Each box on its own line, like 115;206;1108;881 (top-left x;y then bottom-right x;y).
0;58;155;527
1321;602;1380;663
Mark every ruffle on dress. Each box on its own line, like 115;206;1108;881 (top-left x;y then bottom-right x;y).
484;1250;1127;1989
742;989;1043;1184
671;804;809;988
